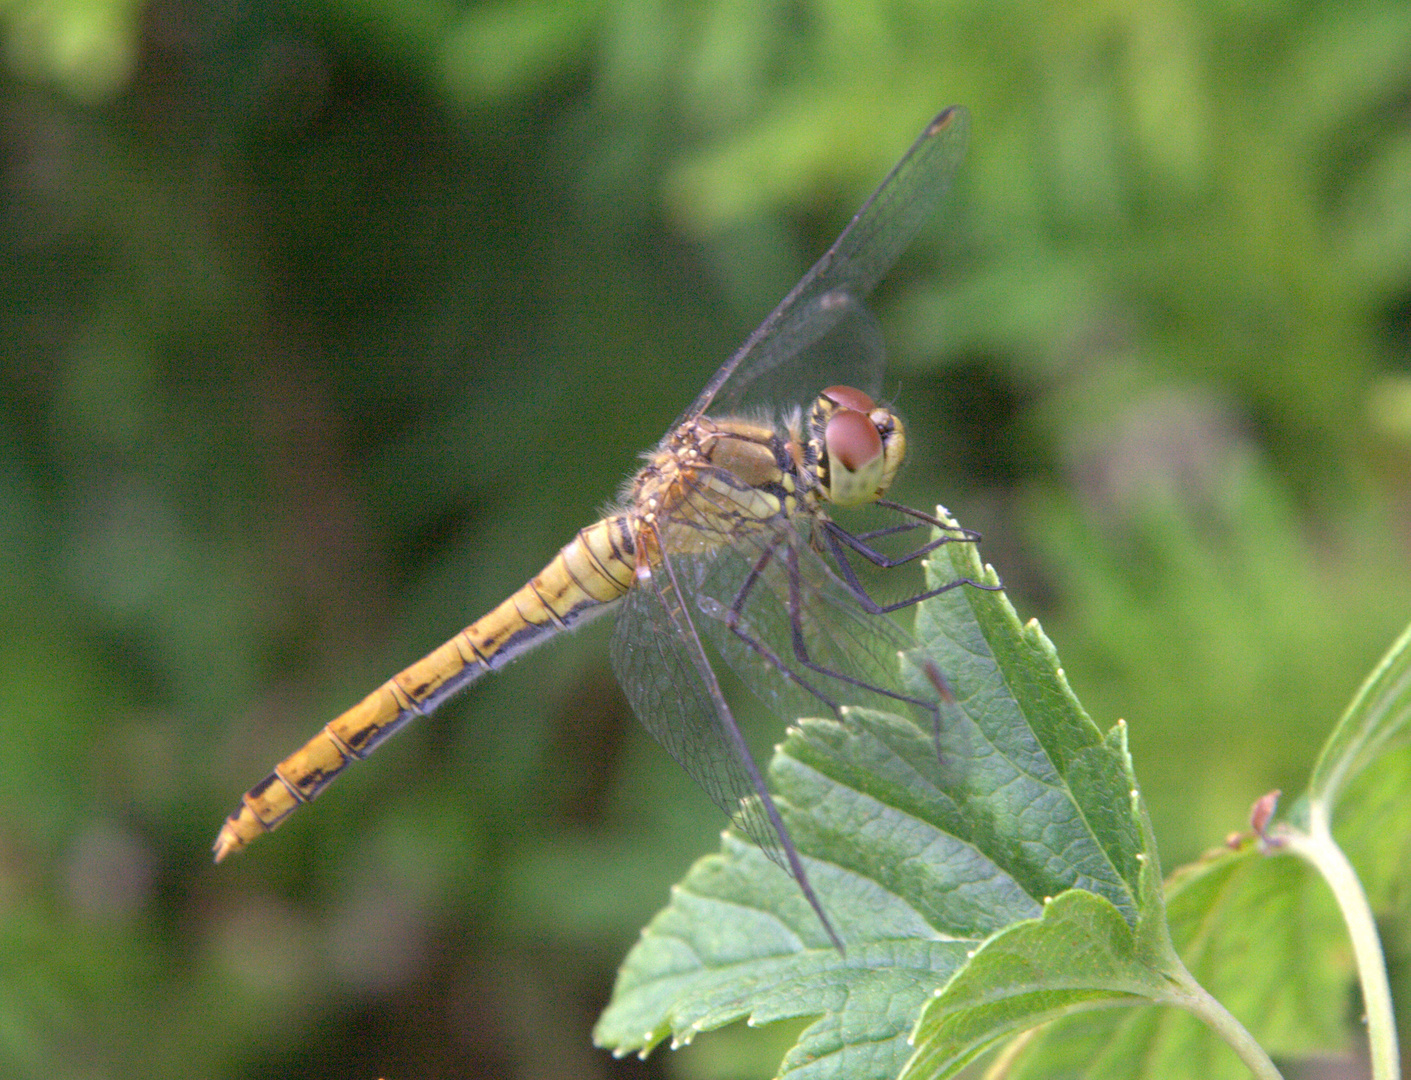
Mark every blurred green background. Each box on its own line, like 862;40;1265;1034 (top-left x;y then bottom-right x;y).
2;0;1409;1076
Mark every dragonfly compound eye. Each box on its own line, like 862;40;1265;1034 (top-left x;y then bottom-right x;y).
826;410;882;473
820;398;906;506
821;385;876;413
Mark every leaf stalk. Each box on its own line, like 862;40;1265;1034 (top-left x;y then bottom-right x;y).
1275;804;1401;1080
1162;959;1285;1080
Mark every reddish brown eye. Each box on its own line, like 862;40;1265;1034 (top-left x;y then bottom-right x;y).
822;385;875;413
825;410;882;471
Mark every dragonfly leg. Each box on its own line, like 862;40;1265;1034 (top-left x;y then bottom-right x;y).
778;542;951;746
837;498;977;547
829;501;986;568
703;537;952;748
821;505;1001;616
698;541;845;719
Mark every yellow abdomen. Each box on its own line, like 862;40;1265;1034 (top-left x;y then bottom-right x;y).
212;515;636;861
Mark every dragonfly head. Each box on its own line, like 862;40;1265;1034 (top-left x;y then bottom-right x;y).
809;385;906;506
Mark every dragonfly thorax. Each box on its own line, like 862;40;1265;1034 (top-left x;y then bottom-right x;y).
808;385;906;507
627;413;808;558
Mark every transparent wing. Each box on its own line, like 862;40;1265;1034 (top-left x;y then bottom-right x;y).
689;521;926;729
608;541;796;879
680;106;969;423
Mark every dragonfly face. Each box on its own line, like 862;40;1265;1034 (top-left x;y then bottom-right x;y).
809;385;907;508
215;107;988;952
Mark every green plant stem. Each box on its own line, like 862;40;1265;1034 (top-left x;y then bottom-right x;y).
1163;961;1285;1080
1276;806;1401;1080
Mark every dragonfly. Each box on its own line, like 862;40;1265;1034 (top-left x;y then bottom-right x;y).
214;106;991;950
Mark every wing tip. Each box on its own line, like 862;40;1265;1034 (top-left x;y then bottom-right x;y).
927;105;968;138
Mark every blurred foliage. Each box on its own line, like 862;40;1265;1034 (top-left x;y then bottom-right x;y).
0;0;1409;1078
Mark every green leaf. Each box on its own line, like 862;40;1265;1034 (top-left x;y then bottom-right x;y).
1301;618;1411;819
901;887;1180;1080
594;832;974;1080
991;624;1411;1080
595;512;1171;1079
985;846;1350;1080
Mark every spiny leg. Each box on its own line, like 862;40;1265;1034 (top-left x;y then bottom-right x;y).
699;540;845;720
826;500;988;571
822;518;1000;617
836;499;968;549
706;535;949;745
813;508;998;749
876;499;985;544
778;541;948;742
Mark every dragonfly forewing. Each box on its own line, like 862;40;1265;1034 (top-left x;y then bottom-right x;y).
685;106;969;421
713;289;888;424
